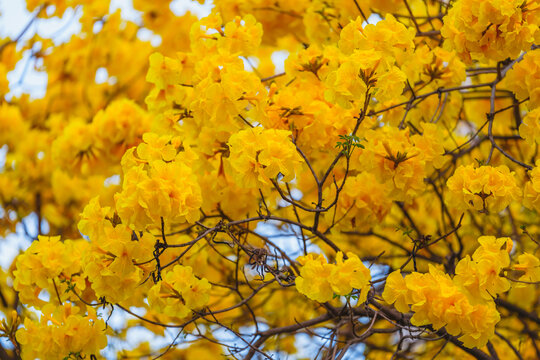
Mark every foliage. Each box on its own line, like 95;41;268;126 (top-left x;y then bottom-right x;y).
1;0;540;359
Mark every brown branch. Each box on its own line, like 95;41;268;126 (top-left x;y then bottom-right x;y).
495;298;540;325
244;312;334;360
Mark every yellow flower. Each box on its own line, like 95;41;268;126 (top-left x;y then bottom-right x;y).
323;172;392;232
16;303;108;360
323;54;372;109
402;45;466;93
331;252;371;302
148;265;211;319
304;0;365;46
523;163;540;211
457;303;500;349
357;126;426;201
295;253;334;303
51;118;102;175
115;140;202;230
78;196;112;240
146;52;186;90
227;127;302;188
511;253;540;286
441;0;540;63
220;14;263;55
411;123;448;170
374;66;407;103
93;99;150;160
338;14;415;60
520;108;540;145
446;164;521;213
383;264;502;348
83;224;154;304
13;236;89;308
0;103;27;148
505;50;540;109
145;52;194;111
136;133;177;163
382;270;410;313
296;252;371;304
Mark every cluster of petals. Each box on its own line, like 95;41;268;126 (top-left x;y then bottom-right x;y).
446;164;520;213
16;303;108;360
115;133;202;229
384;236;517;348
454;236;513;301
13;236;88;307
441;0;540;63
295;252;371;304
147;265;212;319
227;127;302;188
505;49;540;109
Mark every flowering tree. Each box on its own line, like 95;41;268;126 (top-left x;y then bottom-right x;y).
1;0;540;359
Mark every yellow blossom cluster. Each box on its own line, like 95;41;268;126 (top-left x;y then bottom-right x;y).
93;99;150;160
0;103;27;148
16;303;108;360
511;253;540;287
523;163;540;211
519;107;540;145
227;127;303;188
446;164;521;213
12;236;88;307
190;13;262;56
323;172;392;232
295;252;371;303
357;127;427;201
145;51;195;112
0;42;20;97
402;46;467;89
51;99;150;175
441;0;540;63
115;134;202;229
324;15;414;109
80;208;154;304
505;49;540;109
269;45;362;153
148;265;211;319
383;236;515;348
385;266;501;349
454;236;513;301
